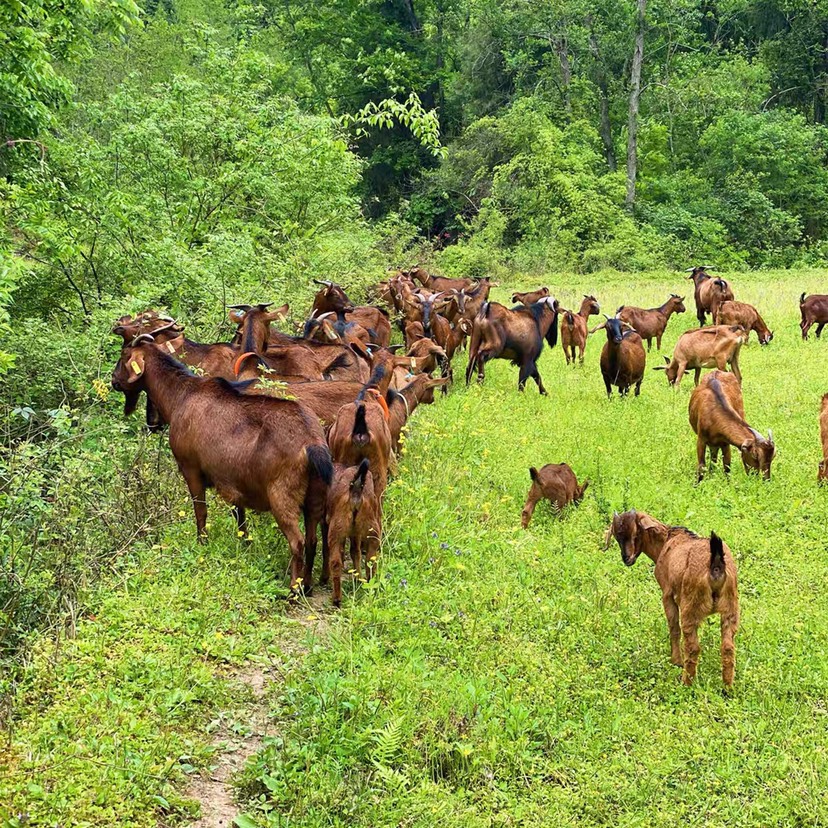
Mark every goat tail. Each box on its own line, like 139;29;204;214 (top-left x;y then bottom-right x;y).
709;531;726;583
482;301;491;319
546;309;558;348
306;444;334;486
352;402;370;446
800;292;807;306
350;458;370;502
714;278;728;290
564;310;575;327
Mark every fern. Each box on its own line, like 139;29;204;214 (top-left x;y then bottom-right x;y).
371;719;404;769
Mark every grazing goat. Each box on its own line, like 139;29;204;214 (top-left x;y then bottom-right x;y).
521;464;588;528
715;301;773;345
591;316;645;397
654;325;746;387
111;336;333;598
686;266;734;326
820;394;828;483
561;295;601;364
617;294;685;351
327;372;394;497
465;297;559;393
688;370;775;481
604;510;740;686
511;287;550;305
799;293;828;340
325;460;382;606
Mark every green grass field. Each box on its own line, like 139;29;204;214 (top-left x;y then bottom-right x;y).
3;270;828;827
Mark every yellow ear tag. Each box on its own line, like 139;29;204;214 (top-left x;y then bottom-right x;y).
166;341;176;353
130;360;142;376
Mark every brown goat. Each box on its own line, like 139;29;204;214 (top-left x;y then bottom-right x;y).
819;394;828;483
111;337;333;597
327;379;393;497
715;301;773;345
689;370;775;481
604;510;740;686
560;295;601;364
799;293;828;340
324;460;382;606
511;287;550;305
521;464;588;528
458;278;496;322
232;304;368;383
591;317;646;397
617;294;686;351
311;281;392;347
654;325;746;387
686;266;734;326
465;297;559;392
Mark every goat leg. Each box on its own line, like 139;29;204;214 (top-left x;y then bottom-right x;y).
234;506;248;538
696;436;707;483
722;444;732;476
662;593;682;666
681;620;701;685
328;539;344;607
180;465;208;543
720;612;738;686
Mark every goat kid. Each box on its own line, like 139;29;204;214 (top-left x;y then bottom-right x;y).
521;464;589;528
325;459;382;606
604;510;740;686
561;295;601;365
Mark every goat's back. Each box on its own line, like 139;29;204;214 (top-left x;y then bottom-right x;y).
688;370;745;436
655;531;738;618
168;387;328;510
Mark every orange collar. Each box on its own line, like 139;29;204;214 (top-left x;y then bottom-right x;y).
366;388;390;421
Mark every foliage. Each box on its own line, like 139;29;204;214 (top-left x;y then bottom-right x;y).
0;0;140;147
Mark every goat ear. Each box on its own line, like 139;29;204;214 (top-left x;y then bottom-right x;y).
127;352;146;381
266;303;289;322
652;365;667;371
637;513;661;532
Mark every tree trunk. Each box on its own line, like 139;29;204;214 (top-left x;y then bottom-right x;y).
552;35;572;116
589;28;616;171
625;0;646;210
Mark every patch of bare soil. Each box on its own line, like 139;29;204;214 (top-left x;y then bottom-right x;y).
183;665;270;827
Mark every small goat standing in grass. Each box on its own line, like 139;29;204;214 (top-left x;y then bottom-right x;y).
604;510;740;686
325;459;382;606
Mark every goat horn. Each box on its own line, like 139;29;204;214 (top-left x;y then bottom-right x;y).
767;429;774;442
256;302;274;310
130;332;158;347
313;279;333;287
228;304;253;311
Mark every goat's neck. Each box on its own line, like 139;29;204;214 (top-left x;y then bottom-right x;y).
638;522;669;563
142;350;199;423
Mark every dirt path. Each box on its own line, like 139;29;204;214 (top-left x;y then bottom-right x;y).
183;591;332;826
